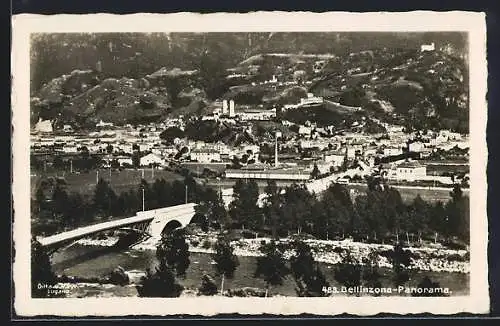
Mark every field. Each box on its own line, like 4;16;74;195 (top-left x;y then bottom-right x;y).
31;168;184;197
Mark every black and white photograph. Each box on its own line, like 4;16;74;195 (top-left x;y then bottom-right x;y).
12;12;489;316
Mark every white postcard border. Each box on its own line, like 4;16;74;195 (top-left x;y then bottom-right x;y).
12;11;489;316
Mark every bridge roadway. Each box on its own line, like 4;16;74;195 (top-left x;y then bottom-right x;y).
38;203;197;248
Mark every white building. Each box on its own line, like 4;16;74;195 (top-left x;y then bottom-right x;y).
96;120;114;128
384;147;404;157
34;118;53;133
324;151;345;167
298;126;312;136
299;93;324;107
222;99;228;114
421;42;435;52
117;157;133;166
190;149;221;163
238;109;276;121
346;147;356;159
409;141;425;153
387;161;427;182
62;145;78;153
140;153;164;167
229;100;236;117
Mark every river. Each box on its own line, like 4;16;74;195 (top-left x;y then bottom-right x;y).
50;244;470;298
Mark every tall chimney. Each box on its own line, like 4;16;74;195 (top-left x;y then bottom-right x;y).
229;100;235;117
275;131;282;167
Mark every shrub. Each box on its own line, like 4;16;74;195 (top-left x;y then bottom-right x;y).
198;274;218;296
107;266;130;286
241;230;256;239
202;240;212;249
227;287;268;297
190;239;200;247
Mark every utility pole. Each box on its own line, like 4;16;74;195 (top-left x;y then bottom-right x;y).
96;169;99;184
70;159;73;174
141;168;145;180
142;187;145;211
185;185;188;204
152;166;154;179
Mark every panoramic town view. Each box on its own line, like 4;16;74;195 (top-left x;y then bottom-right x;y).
30;32;470;298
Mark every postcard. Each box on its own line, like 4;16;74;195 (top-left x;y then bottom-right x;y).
12;11;489;316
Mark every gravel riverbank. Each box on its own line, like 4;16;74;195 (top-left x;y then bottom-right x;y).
76;232;469;274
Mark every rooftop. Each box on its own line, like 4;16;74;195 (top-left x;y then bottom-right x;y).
398;161;424;169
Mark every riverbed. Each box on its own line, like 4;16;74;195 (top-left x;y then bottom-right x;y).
51;244;470;298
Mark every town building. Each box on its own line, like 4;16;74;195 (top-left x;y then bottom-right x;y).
383;146;404;157
324;151;345;167
229;100;236;117
420;42;435;52
34;118;53;133
387;161;427;181
96;120;114;128
409;141;425;153
140;153;164;167
225;165;310;181
190;149;221;163
117;156;133;167
299;93;324;107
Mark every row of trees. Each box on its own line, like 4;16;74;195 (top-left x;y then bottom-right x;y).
33;168;469;244
32;174;208;235
225;178;469;245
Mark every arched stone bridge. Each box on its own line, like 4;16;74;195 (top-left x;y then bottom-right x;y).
38;203;197;253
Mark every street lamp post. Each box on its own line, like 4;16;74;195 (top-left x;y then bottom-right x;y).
142;187;145;211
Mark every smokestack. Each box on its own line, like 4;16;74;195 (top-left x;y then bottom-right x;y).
275;131;282;167
229;100;235;117
222;100;228;114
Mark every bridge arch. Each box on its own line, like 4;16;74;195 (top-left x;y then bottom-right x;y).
161;219;183;236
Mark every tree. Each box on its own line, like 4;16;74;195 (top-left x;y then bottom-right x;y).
334;249;362;294
317;184;353;239
310;163;321;179
198;274;218;296
228;179;261;230
159;126;184;144
361;251;382;296
385;243;412;287
31;237;57;298
212;234;240;294
138;228;189;297
132;151;141;168
195;188;228;230
290;241;329;297
263;180;283;236
156;229;191;277
254;240;290;296
137;265;184;297
93;178;117;217
281;184;316;235
445;184;469;242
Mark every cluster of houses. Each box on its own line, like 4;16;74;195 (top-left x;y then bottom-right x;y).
31;109;469;189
